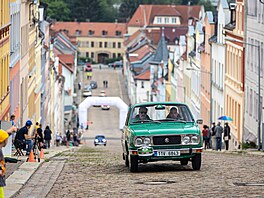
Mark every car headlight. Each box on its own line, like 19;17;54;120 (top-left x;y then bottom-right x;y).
94;139;98;143
191;136;198;144
182;136;190;145
102;139;106;142
135;138;143;146
144;138;151;146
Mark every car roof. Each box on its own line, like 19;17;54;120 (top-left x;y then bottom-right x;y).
132;101;186;107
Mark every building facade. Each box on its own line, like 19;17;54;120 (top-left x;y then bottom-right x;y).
0;0;11;121
244;0;264;144
224;0;245;148
51;22;126;63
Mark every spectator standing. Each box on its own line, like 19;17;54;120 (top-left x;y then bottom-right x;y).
36;124;44;148
224;123;231;150
0;130;9;197
66;130;71;147
44;126;52;149
55;132;62;147
215;122;223;151
78;82;82;90
105;80;108;88
10;114;15;126
202;125;209;150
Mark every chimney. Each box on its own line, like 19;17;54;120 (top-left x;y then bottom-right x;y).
229;3;236;24
214;10;218;36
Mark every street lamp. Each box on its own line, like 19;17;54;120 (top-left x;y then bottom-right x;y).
186;66;213;127
225;37;262;150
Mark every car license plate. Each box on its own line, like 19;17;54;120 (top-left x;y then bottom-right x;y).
154;150;180;156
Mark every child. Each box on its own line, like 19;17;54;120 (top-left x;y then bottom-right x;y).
0;129;9;197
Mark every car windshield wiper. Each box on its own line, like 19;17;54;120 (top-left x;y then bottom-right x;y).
132;120;161;124
165;118;186;123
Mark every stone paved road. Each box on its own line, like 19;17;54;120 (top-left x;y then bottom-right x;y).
13;66;264;198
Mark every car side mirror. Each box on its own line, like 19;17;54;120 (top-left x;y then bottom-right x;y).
196;119;203;125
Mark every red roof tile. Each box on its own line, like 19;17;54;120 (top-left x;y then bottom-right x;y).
51;22;127;38
128;5;202;27
135;70;150;80
129;43;155;62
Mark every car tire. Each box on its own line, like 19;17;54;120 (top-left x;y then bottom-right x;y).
94;144;97;146
180;159;188;165
192;154;201;170
129;155;138;172
125;154;129;167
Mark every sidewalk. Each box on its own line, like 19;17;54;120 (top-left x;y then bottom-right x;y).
5;145;75;198
204;148;264;156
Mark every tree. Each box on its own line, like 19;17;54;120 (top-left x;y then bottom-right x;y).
41;0;70;21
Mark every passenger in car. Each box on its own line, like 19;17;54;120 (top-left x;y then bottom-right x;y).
167;107;182;120
134;106;151;121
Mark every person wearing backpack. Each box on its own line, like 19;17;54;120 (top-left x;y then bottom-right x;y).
44;126;52;149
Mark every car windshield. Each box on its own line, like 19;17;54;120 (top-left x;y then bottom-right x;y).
129;104;194;124
96;135;105;139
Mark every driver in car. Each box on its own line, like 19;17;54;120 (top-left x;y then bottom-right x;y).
133;106;151;122
167;107;182;120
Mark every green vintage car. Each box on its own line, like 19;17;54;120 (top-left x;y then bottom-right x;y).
121;102;203;172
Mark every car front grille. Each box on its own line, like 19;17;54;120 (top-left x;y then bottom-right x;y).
153;135;181;145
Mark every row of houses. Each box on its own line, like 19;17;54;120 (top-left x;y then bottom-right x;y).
123;1;264;149
0;1;78;136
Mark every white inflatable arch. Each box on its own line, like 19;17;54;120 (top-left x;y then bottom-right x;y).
78;97;129;129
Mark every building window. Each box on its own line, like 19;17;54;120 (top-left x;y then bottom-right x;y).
118;53;121;57
91;42;94;47
118;42;121;48
165;17;169;24
157;17;162;23
99;42;102;48
141;81;144;88
102;30;108;36
104;42;108;48
116;31;121;36
91;52;94;58
86;41;89;47
88;30;94;35
113;53;116;59
113;42;116;48
172;17;177;24
75;30;81;36
86;52;89;57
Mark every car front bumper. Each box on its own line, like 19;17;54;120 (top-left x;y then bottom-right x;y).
129;147;203;160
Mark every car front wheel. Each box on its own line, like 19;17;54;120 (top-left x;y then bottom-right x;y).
129;155;138;172
192;154;201;170
125;154;129;167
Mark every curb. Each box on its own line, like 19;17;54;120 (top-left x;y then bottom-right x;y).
5;146;77;198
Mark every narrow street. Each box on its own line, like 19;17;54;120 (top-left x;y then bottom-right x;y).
14;66;264;197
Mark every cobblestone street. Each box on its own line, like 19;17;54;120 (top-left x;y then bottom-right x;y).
13;66;264;198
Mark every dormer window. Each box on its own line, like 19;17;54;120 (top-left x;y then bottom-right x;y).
102;30;108;36
88;30;94;35
116;31;121;36
165;17;169;24
75;30;81;36
157;17;162;24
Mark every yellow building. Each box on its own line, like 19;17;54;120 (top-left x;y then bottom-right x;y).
0;0;11;121
51;22;127;63
224;0;244;148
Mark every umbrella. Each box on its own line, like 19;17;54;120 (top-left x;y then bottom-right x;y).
218;115;233;121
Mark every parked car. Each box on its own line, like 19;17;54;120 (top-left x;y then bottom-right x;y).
82;85;92;97
85;63;92;72
108;60;123;68
90;81;97;89
101;105;110;110
94;135;107;146
121;102;203;172
99;90;106;97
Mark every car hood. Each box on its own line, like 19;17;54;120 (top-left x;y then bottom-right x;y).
128;123;200;136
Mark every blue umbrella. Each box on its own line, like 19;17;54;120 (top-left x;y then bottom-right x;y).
218;115;233;121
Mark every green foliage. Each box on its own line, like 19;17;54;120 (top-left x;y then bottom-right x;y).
41;0;71;21
242;142;257;149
